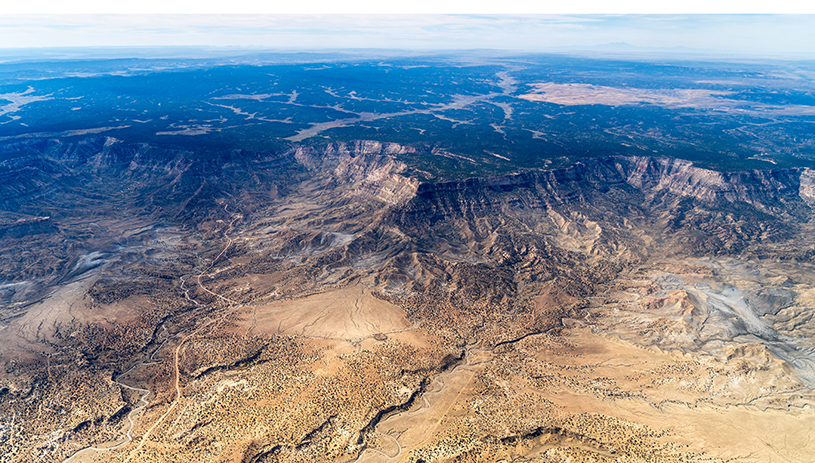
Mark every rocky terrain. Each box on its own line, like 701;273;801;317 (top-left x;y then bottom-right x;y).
1;137;814;462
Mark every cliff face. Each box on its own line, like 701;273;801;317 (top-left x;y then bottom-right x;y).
0;138;418;224
2;138;810;255
801;168;815;206
393;156;812;257
624;156;806;213
295;141;419;205
2;137;812;286
0;217;56;239
0;139;423;286
406;156;809;218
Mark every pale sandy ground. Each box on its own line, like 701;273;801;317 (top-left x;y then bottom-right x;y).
229;284;412;341
358;325;815;463
541;327;815;462
518;82;815;116
356;347;493;463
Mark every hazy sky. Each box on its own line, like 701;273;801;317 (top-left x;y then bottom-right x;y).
1;14;814;57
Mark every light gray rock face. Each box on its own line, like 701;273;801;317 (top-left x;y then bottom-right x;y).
800;168;815;206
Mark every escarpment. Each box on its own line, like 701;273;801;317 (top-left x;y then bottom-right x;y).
392;156;813;258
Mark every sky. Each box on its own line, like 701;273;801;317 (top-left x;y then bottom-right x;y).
0;2;814;57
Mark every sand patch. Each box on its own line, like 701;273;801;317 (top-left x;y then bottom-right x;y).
529;326;815;462
519;82;730;107
518;82;815;116
231;284;411;340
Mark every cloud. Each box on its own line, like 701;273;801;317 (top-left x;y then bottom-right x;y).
0;15;812;57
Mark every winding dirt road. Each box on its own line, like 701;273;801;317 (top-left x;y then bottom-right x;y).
63;209;241;463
